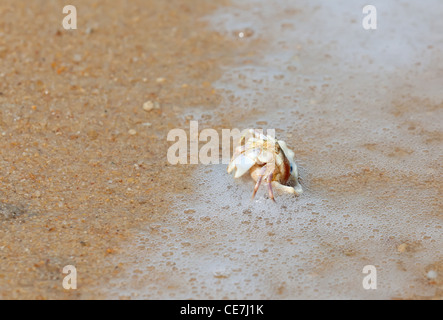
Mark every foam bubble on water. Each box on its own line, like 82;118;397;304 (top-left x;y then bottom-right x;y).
106;162;441;299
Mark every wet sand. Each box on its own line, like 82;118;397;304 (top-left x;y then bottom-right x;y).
0;0;442;299
0;0;236;299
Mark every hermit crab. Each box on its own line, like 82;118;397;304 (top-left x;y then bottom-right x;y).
227;129;303;201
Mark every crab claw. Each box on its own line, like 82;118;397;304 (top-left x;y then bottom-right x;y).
228;154;256;178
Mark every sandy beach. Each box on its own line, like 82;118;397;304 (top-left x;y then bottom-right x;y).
0;0;442;300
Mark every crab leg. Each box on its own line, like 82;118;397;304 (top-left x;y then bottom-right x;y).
267;172;275;202
251;165;267;200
